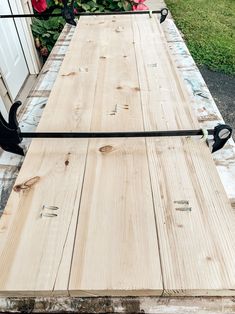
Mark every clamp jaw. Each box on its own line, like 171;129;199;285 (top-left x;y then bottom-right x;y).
61;0;76;26
160;8;168;23
0;102;24;156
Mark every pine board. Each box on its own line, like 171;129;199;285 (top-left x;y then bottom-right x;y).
69;16;162;296
132;15;235;296
0;19;103;296
0;14;234;297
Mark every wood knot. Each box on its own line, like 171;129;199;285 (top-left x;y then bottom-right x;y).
13;176;40;193
99;145;113;153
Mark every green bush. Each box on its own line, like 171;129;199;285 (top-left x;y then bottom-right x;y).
31;14;65;59
31;0;133;61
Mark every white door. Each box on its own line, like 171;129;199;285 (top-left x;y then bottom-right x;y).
0;96;8;120
0;1;29;100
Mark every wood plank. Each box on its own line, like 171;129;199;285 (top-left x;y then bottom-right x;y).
69;15;163;297
132;15;235;296
0;17;103;296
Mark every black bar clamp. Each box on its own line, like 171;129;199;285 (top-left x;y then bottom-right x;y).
0;7;169;26
0;101;232;156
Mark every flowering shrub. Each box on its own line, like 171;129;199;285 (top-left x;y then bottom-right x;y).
46;0;148;13
132;0;148;11
31;0;149;61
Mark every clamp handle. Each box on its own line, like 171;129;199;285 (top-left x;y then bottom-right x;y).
160;8;168;23
212;124;232;153
0;101;24;156
62;0;76;26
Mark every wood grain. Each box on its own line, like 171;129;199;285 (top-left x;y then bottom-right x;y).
132;15;235;296
69;15;163;297
0;18;103;296
0;14;234;297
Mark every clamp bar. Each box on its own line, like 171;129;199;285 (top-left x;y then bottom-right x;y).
0;102;232;156
21;129;214;139
0;8;169;25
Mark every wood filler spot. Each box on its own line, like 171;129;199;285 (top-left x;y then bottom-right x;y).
14;176;40;192
99;145;113;153
175;207;192;212
174;200;191;212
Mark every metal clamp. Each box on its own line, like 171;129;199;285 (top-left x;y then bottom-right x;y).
0;101;232;156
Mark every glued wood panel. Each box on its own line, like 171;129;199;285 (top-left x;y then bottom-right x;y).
0;14;234;298
132;15;235;296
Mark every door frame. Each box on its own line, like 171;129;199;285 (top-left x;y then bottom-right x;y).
7;0;41;75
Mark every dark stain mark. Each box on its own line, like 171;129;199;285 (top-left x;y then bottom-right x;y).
28;90;50;98
198;114;219;122
100;56;106;59
116;86;123;90
123;55;128;58
40;103;46;109
65;160;69;166
99;145;113;153
121;298;142;313
70;296;113;313
177;224;183;228
15;298;36;313
13;176;40;193
62;71;76;77
194;91;209;99
134;87;140;91
206;256;212;261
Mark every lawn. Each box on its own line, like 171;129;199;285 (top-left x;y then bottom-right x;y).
165;0;235;75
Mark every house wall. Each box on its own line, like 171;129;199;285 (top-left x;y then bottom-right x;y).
0;0;41;111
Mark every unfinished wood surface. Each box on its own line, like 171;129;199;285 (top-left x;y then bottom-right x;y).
0;19;103;296
69;15;162;297
0;14;234;298
132;15;235;296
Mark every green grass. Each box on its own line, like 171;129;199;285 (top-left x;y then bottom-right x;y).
165;0;235;75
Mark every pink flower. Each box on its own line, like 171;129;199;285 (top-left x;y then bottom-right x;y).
132;3;149;11
74;8;78;14
133;0;146;3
